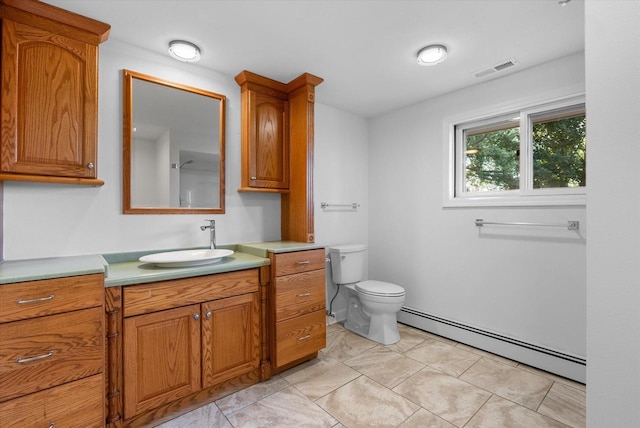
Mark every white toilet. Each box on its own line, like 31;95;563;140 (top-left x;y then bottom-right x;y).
328;244;406;345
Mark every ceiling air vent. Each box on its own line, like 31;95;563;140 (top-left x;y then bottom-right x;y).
474;58;518;78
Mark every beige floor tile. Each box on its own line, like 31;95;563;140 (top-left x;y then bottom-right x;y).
460;358;553;410
404;339;481;377
155;402;232;428
343;345;424;388
280;353;361;400
386;325;428;353
321;328;377;361
538;382;586;428
465;395;569;428
517;363;586;392
317;376;419;428
225;386;337;428
397;408;457;428
215;375;289;415
455;343;519;367
393;366;492;427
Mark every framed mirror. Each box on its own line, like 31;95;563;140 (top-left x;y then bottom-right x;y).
123;69;226;214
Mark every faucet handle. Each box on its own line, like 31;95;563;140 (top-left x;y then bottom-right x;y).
204;219;215;226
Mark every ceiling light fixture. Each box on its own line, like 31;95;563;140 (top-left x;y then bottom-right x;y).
416;44;448;66
558;0;571;5
168;40;201;63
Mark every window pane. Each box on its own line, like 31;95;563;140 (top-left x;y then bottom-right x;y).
532;110;586;189
464;124;520;192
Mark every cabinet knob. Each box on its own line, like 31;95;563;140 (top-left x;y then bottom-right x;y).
251;176;257;180
205;311;212;319
193;314;200;320
87;162;95;169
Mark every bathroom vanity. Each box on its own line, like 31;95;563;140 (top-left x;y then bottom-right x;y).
0;243;326;427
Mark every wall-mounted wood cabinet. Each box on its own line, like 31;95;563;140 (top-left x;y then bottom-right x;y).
0;0;110;185
235;70;323;243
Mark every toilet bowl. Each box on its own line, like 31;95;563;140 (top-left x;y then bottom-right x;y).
329;245;406;345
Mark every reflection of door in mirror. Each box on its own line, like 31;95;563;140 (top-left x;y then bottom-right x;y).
123;70;226;214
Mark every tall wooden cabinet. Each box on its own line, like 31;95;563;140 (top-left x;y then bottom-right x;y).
235;71;323;243
0;0;110;185
0;273;105;428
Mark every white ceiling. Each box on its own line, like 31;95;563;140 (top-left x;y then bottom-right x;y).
45;0;585;118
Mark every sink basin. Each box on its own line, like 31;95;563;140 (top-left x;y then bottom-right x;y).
139;249;234;268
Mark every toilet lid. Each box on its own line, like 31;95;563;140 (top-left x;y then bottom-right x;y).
356;280;405;297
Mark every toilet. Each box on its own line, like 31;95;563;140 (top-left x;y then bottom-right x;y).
328;244;406;345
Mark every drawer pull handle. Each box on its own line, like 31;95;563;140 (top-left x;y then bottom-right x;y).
17;295;54;304
298;335;311;341
296;260;310;265
49;423;55;428
17;350;55;364
297;292;311;297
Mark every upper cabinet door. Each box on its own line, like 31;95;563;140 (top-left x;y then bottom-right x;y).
250;91;289;190
0;20;98;179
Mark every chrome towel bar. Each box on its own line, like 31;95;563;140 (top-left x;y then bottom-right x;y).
321;202;360;210
475;219;579;231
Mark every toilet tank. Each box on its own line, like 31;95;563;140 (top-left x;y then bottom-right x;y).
328;244;367;284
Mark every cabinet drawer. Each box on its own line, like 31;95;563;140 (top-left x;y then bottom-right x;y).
0;374;103;428
275;269;325;322
123;269;259;317
275;310;326;367
0;274;104;323
273;249;326;276
0;307;104;401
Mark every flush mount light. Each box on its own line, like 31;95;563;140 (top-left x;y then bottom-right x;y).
168;40;201;63
416;44;448;66
558;0;571;5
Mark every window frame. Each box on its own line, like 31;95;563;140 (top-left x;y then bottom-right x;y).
444;94;586;208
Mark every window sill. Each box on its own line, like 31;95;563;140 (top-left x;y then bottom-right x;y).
443;193;586;208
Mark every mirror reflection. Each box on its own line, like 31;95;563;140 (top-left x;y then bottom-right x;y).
123;70;226;214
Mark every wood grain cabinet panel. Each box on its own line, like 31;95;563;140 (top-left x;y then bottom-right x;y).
0;0;109;185
202;293;260;387
0;273;103;322
275;310;326;368
269;249;326;373
0;306;104;401
123;305;201;419
0;374;104;428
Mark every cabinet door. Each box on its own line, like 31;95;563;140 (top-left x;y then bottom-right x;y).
249;91;289;189
123;305;201;419
202;293;260;387
0;20;98;178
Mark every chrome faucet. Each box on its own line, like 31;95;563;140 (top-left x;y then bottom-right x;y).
200;219;216;249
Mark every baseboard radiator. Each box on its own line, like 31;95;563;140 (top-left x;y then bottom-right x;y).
399;306;586;383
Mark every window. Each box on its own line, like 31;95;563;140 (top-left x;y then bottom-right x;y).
446;95;586;206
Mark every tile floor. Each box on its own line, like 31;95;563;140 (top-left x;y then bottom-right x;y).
156;320;586;428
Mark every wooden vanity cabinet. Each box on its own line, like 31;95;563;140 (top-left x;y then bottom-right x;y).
0;0;110;185
0;273;105;428
111;269;264;426
269;249;326;372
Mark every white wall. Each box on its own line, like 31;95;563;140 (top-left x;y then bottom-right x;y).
368;52;587;378
314;103;370;314
585;0;640;425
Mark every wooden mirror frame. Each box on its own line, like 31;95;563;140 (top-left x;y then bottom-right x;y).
123;69;226;214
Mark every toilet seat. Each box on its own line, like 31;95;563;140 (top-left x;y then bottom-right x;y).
356;280;405;297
